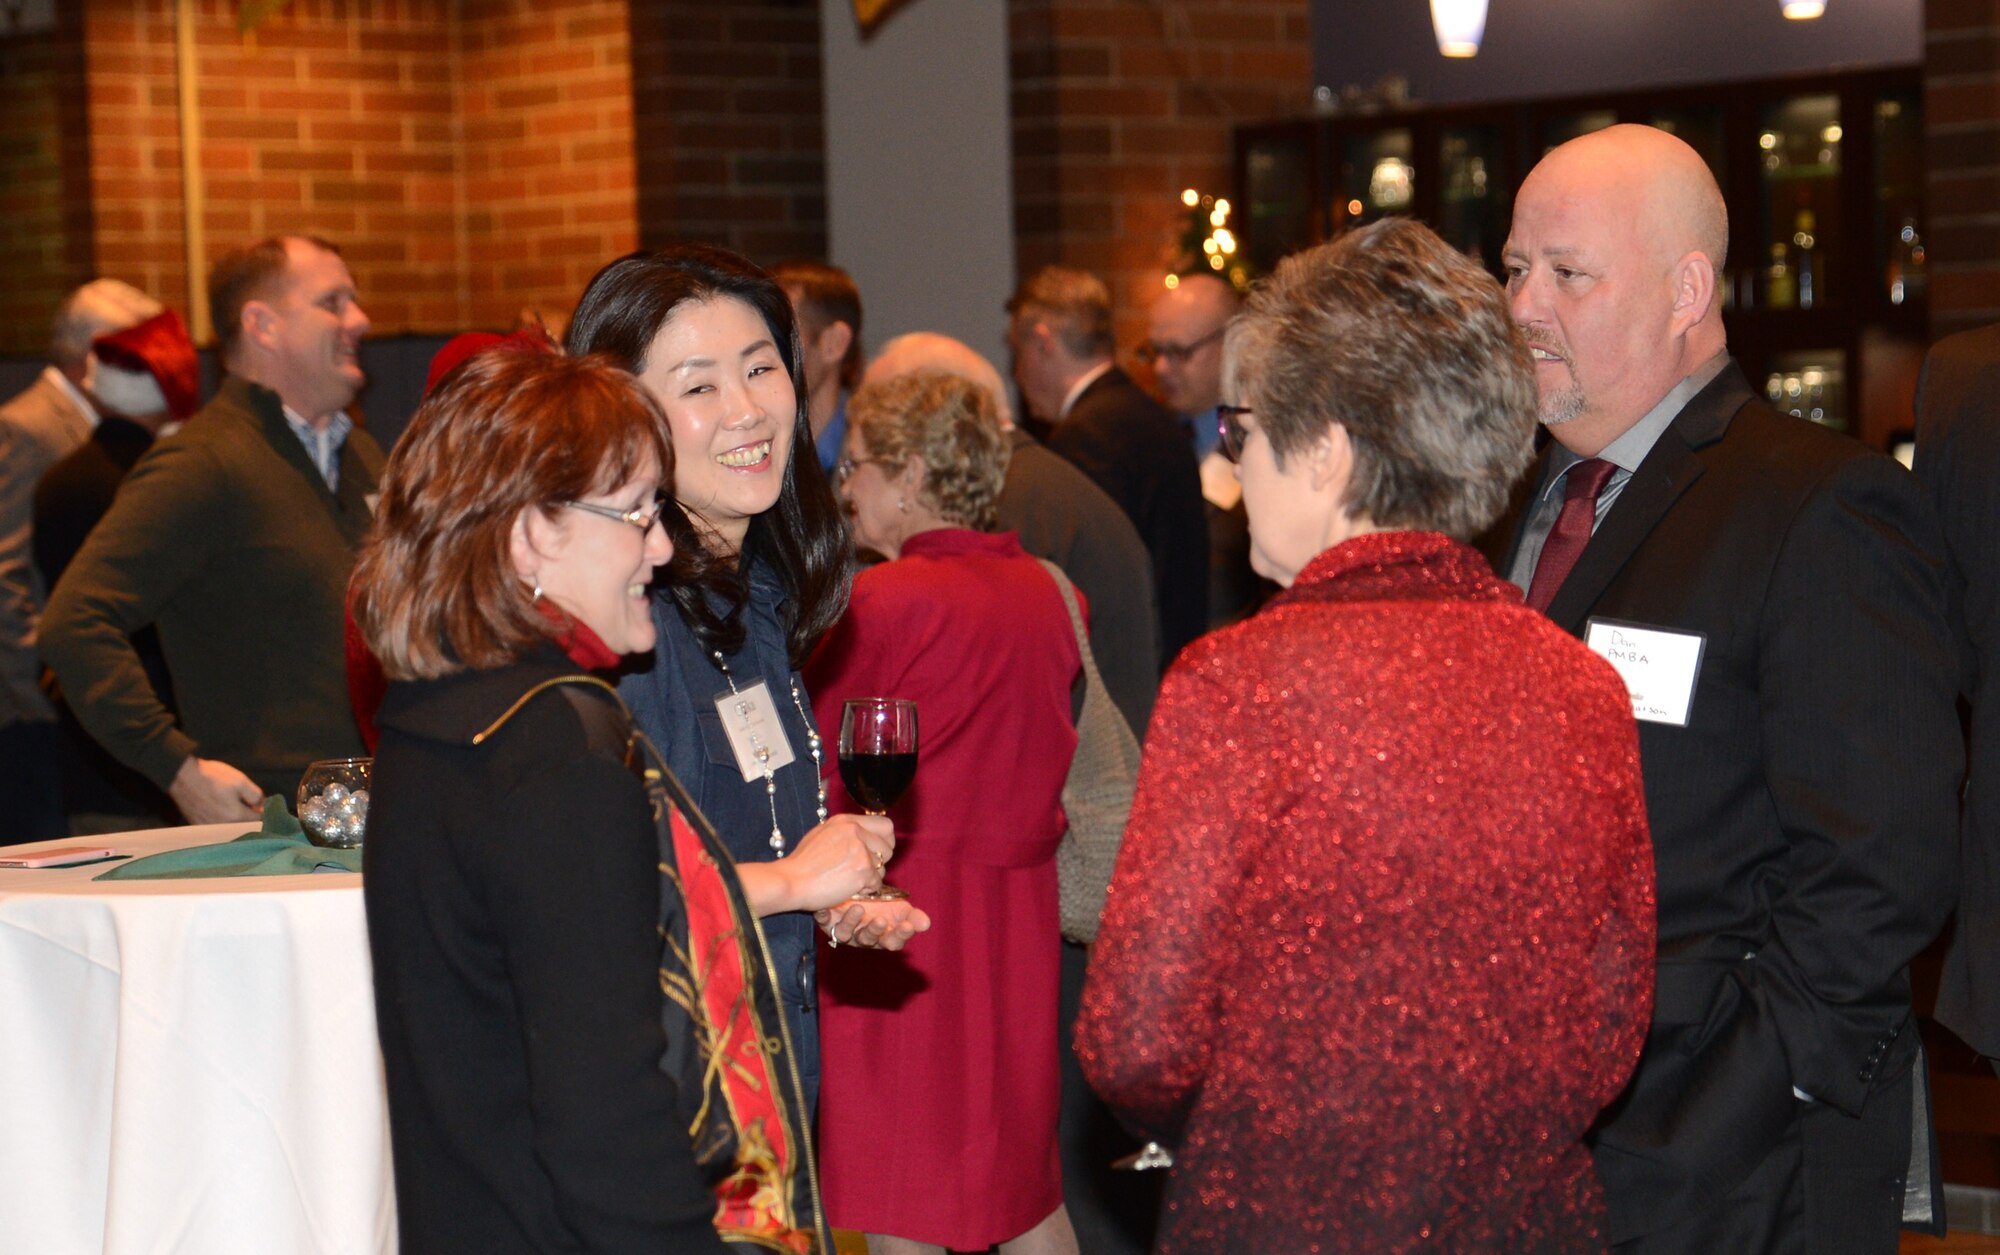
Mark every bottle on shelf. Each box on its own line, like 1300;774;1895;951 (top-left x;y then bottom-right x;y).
1888;216;1926;306
1793;211;1819;309
1767;241;1796;309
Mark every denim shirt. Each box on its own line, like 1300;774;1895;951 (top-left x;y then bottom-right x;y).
619;559;826;1104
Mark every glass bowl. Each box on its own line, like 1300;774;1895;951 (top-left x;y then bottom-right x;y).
297;757;372;850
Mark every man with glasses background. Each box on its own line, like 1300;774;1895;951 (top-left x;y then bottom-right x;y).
1144;272;1271;627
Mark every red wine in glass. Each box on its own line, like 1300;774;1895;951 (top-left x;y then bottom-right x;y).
838;697;916;901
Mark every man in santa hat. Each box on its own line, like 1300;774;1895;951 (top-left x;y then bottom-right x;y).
0;279;160;843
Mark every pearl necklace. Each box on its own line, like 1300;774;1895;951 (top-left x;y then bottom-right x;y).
712;650;827;855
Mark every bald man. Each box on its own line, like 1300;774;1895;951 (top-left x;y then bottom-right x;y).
1489;124;1959;1252
0;279;160;842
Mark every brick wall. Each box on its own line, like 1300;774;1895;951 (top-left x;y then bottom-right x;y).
1926;0;2000;336
82;0;464;336
460;0;638;332
75;0;635;344
628;0;827;264
1009;0;1311;351
0;9;94;355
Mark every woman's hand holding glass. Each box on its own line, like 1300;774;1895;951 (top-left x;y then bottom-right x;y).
774;812;894;912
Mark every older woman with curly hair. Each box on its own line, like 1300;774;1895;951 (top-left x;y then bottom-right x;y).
1077;218;1657;1254
807;370;1083;1255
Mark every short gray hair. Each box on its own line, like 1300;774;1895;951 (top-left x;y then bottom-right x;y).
51;279;161;369
1224;218;1536;540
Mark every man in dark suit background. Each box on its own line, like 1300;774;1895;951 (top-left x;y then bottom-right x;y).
1493;123;1960;1253
1007;265;1208;665
1914;325;2000;1069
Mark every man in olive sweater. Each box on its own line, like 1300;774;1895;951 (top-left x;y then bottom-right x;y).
43;236;383;823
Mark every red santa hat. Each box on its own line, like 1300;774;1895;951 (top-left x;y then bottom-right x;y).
87;310;200;420
423;326;559;398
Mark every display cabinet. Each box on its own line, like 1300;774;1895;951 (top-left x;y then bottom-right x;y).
1235;68;1925;449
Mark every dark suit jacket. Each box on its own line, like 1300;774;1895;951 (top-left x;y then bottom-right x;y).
1493;364;1961;1248
1915;324;2000;1061
1048;367;1209;665
996;430;1161;736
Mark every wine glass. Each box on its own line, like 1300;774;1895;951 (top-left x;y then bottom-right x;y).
298;757;372;849
838;698;916;901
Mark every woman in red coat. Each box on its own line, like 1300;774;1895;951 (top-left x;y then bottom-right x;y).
1077;218;1656;1254
807;370;1082;1255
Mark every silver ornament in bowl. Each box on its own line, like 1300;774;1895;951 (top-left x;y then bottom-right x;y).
297;758;373;850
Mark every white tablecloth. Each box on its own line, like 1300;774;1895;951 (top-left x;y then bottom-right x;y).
0;824;396;1254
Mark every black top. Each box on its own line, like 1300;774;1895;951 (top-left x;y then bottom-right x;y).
367;647;730;1254
1048;367;1210;665
32;415;156;586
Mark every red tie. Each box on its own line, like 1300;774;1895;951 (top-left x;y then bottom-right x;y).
1526;458;1617;613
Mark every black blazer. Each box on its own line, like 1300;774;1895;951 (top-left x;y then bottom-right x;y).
1048;367;1209;665
1915;324;2000;1062
996;428;1162;736
1493;364;1961;1247
368;650;737;1255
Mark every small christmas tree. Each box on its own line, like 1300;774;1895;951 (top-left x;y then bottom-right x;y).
1172;188;1253;291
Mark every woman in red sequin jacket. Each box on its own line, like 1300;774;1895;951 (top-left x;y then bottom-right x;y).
1077;219;1656;1255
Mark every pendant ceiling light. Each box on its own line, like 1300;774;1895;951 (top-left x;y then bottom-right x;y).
1430;0;1487;58
1782;0;1826;18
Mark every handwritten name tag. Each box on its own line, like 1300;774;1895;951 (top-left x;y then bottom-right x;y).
1584;618;1706;727
712;681;796;782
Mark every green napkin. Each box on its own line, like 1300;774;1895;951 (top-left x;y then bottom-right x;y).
96;796;364;880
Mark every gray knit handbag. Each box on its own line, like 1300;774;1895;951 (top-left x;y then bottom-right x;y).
1037;559;1142;944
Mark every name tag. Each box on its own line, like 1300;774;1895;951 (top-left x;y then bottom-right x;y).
1584;618;1706;727
712;681;796;782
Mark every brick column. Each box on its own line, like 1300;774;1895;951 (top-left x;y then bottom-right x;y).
628;0;828;263
460;0;639;332
1927;0;2000;336
1009;0;1311;351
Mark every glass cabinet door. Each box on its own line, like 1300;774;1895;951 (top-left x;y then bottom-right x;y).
1439;127;1507;272
1875;93;1925;307
1758;94;1842;310
1336;129;1414;230
1650;108;1727;196
1764;349;1848;431
1539;109;1617;157
1242;132;1314;275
